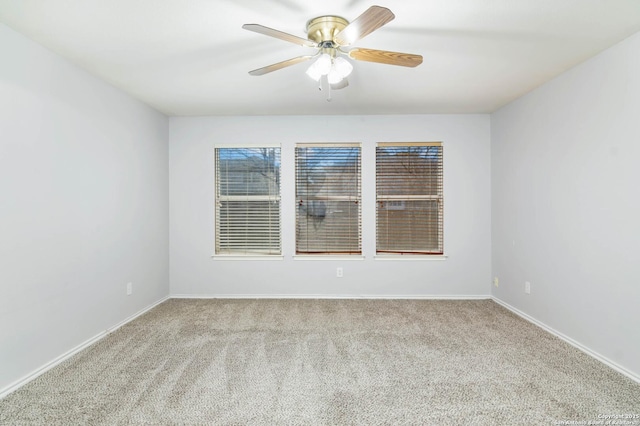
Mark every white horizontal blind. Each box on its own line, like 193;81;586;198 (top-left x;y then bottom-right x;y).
376;142;443;254
215;147;281;255
295;144;361;254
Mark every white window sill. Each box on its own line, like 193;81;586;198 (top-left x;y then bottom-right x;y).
293;255;365;261
212;255;284;261
374;254;448;261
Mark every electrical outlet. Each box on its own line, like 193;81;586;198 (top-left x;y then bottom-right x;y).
525;281;531;294
493;277;499;287
336;267;343;278
127;282;133;295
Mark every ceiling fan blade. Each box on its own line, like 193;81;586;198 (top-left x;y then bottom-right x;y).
248;55;316;76
348;48;423;67
334;6;395;46
242;24;318;47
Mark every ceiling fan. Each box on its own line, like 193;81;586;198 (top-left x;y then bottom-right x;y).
242;5;423;97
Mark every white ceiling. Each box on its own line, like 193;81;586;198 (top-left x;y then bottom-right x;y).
2;0;640;116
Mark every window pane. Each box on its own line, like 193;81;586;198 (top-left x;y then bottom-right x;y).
376;144;443;254
376;146;442;196
217;148;280;197
295;145;361;254
297;200;361;253
217;200;281;255
215;147;281;255
377;200;441;253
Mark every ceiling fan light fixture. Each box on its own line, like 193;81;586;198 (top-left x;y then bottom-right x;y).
327;56;353;85
330;78;349;90
316;53;332;74
305;65;322;81
333;56;353;78
305;53;332;81
327;68;343;85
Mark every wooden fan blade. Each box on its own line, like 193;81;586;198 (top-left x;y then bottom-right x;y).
348;48;423;67
243;24;318;47
334;6;395;46
248;55;315;76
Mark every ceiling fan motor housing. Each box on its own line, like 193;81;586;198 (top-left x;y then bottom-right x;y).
306;16;349;44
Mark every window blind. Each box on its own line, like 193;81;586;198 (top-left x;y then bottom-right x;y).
215;147;281;255
376;142;443;254
295;143;361;254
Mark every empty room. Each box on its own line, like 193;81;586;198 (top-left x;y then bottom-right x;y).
1;1;639;424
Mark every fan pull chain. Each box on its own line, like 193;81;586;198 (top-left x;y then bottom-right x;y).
319;75;332;102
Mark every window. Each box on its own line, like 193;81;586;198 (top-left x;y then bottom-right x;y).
295;143;361;255
214;146;281;255
376;142;443;255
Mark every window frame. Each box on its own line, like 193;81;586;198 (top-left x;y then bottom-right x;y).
294;142;363;257
213;144;282;259
375;142;444;257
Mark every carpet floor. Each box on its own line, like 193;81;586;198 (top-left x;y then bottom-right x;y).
1;299;639;425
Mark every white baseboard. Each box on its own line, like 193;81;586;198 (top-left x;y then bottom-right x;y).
171;294;492;300
104;296;169;333
0;296;169;400
492;296;640;385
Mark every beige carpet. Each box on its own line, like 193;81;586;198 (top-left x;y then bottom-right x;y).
1;299;639;425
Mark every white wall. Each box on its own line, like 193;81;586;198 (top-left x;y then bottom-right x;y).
170;114;491;297
0;24;169;393
491;32;640;378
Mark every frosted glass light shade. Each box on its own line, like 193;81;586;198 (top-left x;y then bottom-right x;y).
315;54;332;74
327;57;353;85
333;57;353;78
327;68;343;85
306;65;322;81
306;53;332;81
